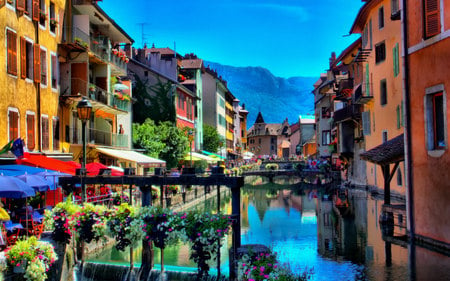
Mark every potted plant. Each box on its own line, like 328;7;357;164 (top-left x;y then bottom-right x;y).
44;196;80;245
106;203;143;251
50;18;58;26
5;236;57;281
72;203;107;243
167;185;179;195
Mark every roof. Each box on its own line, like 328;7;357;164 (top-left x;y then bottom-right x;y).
255;112;265;124
290;122;300;133
330;38;362;69
360;134;404;165
181;59;203;69
148;47;174;55
349;0;382;34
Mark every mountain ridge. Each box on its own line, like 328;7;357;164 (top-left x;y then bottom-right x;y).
204;61;316;126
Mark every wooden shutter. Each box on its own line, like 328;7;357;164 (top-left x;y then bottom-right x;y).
33;44;41;83
27;115;35;150
365;64;370;96
7;30;18;76
0;0;6;8
16;0;25;11
42;117;49;150
425;0;440;38
32;0;39;21
9;111;19;141
20;37;26;79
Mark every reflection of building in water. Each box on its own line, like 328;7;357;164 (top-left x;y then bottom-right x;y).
317;197;334;258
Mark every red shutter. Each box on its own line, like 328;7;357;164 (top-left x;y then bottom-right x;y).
425;0;440;38
34;44;41;83
27;115;35;150
9;111;19;141
0;0;6;8
16;0;25;11
7;30;17;76
32;0;39;21
20;37;26;79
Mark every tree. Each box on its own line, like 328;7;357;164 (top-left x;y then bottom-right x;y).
203;124;223;153
133;119;189;168
132;75;176;124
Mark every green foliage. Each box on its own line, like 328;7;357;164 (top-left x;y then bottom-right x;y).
203;124;223;153
193;159;208;173
132;74;175;124
133;119;190;169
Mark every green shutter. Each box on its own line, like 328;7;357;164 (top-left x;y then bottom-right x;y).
366;63;370;96
393;43;399;77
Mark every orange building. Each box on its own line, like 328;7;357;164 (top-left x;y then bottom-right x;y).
404;0;450;247
350;0;405;196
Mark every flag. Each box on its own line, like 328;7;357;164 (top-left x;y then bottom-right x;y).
0;140;14;155
11;138;24;158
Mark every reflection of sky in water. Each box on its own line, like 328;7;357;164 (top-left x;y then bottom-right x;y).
243;204;359;281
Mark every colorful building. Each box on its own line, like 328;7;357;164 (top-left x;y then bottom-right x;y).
404;0;450;248
0;0;67;157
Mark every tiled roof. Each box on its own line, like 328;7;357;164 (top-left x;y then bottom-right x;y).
181;59;203;69
360;134;404;165
147;47;174;56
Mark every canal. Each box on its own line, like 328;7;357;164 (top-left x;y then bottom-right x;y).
87;184;450;280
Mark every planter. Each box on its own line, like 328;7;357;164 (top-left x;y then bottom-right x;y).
13;261;27;273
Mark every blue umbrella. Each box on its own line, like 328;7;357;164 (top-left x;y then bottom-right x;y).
0;175;36;198
0;164;46;174
16;173;55;192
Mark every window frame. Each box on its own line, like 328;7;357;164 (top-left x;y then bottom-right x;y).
375;41;386;64
378;6;384;29
322;130;331;146
380;79;387;106
50;52;58;90
424;85;447;153
41;114;49;151
6;28;18;76
52;116;60;150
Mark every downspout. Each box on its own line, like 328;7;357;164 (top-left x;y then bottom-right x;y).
402;0;415;240
35;21;41;151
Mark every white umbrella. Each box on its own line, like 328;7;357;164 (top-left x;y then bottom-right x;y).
114;83;129;91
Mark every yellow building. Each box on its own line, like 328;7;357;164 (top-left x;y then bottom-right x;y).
0;0;66;155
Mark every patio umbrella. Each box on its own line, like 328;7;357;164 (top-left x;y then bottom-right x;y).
0;174;36;198
16;173;55;192
34;171;71;206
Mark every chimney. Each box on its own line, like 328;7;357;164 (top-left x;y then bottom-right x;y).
329;52;336;68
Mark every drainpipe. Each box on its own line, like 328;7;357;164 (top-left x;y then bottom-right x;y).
35;21;41;151
402;0;415;240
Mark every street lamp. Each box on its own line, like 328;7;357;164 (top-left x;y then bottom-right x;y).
77;97;92;202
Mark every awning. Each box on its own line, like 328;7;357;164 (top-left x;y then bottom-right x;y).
185;152;217;163
201;150;225;160
96;147;166;167
17;153;80;175
360;134;404;165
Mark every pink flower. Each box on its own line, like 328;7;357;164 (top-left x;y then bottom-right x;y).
260;266;265;272
197;233;201;236
242;263;246;267
264;274;269;278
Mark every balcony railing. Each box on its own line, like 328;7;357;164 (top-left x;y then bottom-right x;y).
72;127;128;148
354;84;373;104
336;78;354;100
110;51;127;74
72;27;89;49
334;104;362;123
90;35;110;61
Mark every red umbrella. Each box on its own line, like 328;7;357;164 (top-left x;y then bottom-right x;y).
86;162;124;176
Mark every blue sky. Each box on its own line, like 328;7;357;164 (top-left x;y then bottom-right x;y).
99;0;364;78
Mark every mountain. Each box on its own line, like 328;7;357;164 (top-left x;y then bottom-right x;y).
204;61;316;126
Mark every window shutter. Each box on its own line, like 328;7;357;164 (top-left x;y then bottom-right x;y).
32;0;39;21
365;64;370;96
7;30;18;76
425;0;440;38
27;115;35;150
9;111;19;141
393;43;399;77
16;0;25;11
33;44;41;83
362;111;371;136
0;0;6;8
20;37;26;79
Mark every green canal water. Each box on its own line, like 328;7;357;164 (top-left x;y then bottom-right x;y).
87;185;450;280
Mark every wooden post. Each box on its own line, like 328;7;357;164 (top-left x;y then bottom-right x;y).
383;165;391;205
217;184;221;278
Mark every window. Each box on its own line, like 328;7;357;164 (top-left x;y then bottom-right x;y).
393;43;399;77
49;2;56;33
40;47;47;85
53;117;59;150
26;113;35;150
375;42;386;63
321;107;330;118
380;79;387;105
39;0;45;27
24;0;32;17
16;0;25;12
391;0;400;15
32;0;39;21
425;91;445;150
382;131;388;143
219;97;225;109
322;130;331;145
6;29;18;76
258;138;261;144
51;53;58;89
20;37;34;80
41;115;49;150
378;6;384;29
8;109;19;142
423;0;440;38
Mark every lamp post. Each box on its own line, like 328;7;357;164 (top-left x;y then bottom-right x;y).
77;97;92;202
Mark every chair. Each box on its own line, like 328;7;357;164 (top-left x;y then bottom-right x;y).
6;232;19;245
32;224;44;239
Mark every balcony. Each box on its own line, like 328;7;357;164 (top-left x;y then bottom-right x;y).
354;84;373;104
110;50;128;75
335;78;354;100
90;35;110;62
72;127;128;148
334;104;362;123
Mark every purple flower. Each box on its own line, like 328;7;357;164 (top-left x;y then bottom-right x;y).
260;266;265;272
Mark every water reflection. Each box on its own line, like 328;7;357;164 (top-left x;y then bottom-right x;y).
88;185;450;280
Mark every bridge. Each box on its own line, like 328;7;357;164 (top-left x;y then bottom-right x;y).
242;169;341;184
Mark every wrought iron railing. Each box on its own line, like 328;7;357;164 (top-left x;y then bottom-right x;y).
334;104;362;123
